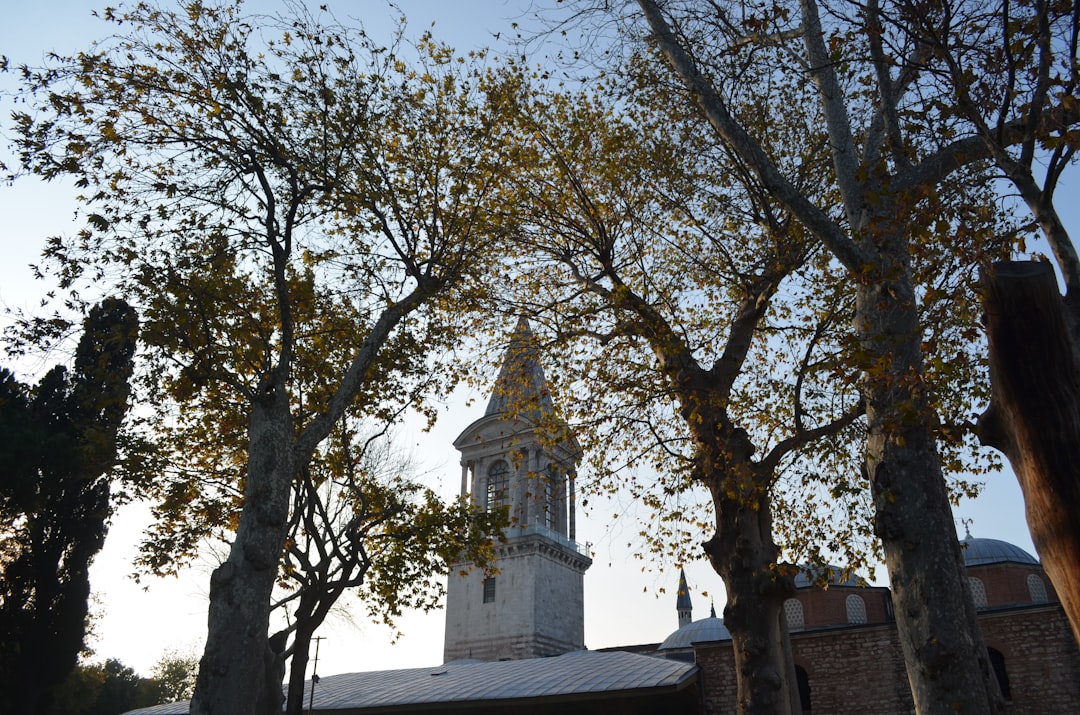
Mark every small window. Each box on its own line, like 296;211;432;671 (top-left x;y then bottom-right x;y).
845;594;867;624
988;647;1011;700
784;598;804;629
1027;573;1048;603
483;577;496;603
486;461;509;511
968;577;988;610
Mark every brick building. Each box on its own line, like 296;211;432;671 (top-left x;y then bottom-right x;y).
689;537;1080;714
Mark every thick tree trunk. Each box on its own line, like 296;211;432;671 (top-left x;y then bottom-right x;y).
699;426;794;715
856;249;1001;714
704;489;792;715
977;260;1080;645
191;384;294;715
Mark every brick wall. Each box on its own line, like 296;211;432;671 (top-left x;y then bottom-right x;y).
695;605;1080;714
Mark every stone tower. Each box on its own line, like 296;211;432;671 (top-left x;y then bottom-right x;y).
443;319;592;662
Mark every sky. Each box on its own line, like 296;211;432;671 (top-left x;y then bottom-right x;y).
0;0;1061;682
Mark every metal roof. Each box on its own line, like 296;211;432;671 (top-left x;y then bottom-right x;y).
676;568;693;611
659;616;731;650
484;317;555;418
793;564;863;588
125;650;698;714
960;537;1039;566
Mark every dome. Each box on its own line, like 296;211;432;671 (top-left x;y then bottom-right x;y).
658;617;731;650
793;564;862;589
960;537;1038;566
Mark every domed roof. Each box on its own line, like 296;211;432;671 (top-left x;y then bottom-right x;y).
658;617;731;650
793;564;862;589
960;536;1038;566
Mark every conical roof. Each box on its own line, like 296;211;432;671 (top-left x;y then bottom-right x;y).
484;318;555;419
676;569;693;611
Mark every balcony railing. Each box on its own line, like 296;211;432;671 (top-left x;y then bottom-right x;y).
503;524;590;557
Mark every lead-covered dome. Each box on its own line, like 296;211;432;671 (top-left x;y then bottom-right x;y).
960;537;1038;566
658;617;731;650
793;564;863;589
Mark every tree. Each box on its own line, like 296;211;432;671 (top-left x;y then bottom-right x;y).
10;3;514;713
276;426;501;715
0;298;138;715
500;72;863;713
908;0;1080;644
610;0;1078;710
150;647;199;703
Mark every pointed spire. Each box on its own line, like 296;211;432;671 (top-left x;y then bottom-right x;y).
485;317;555;419
677;569;693;628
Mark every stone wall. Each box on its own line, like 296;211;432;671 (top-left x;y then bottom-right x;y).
695;605;1080;714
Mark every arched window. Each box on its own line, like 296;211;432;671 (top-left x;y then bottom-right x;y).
968;577;988;609
988;647;1011;700
845;594;867;624
1027;573;1048;603
784;598;804;630
795;664;812;713
486;460;509;511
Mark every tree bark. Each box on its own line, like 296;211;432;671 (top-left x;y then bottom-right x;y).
190;382;295;715
977;260;1080;646
857;237;1002;714
695;418;794;715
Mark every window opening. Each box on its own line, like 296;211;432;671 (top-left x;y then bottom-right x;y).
845;594;867;624
486;461;509;512
968;577;988;609
784;598;804;630
1027;573;1048;603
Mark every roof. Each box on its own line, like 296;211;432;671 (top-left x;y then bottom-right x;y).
676;569;692;611
659;617;731;650
960;536;1039;566
126;650;698;714
484;317;555;419
793;564;864;589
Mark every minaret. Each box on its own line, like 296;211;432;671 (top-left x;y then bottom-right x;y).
677;569;693;627
443;319;592;662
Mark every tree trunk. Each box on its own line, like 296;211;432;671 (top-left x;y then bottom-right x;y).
285;620;315;715
704;490;792;715
977;260;1080;646
857;245;1002;714
699;424;793;715
190;384;294;715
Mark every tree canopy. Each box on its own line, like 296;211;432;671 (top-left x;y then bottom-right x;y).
0;298;138;715
9;3;516;712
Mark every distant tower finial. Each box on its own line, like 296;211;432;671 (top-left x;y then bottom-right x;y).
677;569;693;628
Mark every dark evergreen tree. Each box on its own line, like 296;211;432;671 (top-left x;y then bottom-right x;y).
0;298;138;714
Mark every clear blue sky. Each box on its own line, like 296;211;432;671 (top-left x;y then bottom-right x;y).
0;0;1057;679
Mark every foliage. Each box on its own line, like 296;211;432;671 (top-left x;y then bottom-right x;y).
7;2;517;711
0;298;138;715
150;647;199;703
276;425;503;714
50;657;162;715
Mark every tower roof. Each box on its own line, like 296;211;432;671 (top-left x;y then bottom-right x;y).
485;317;555;419
676;569;692;611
